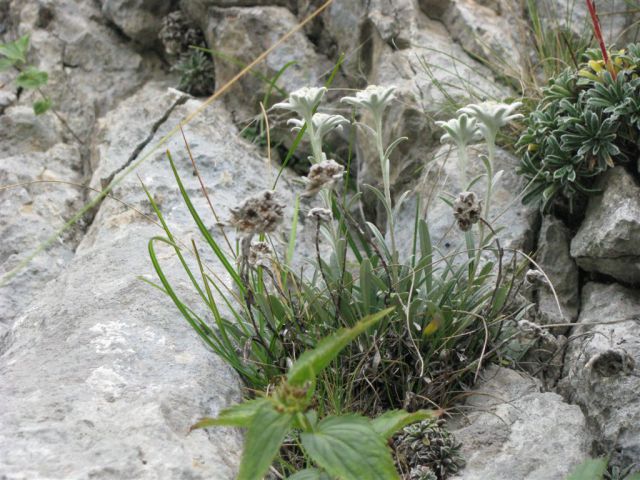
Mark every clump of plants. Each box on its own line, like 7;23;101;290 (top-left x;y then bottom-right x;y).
145;84;526;477
517;0;640;211
159;10;215;97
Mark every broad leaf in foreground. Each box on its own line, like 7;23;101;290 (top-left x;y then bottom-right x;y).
565;458;608;480
190;398;270;430
371;409;435;439
301;415;400;480
238;403;293;480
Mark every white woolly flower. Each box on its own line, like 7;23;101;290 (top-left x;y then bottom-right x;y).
307;207;333;222
288;112;348;141
457;101;523;141
273;86;327;119
435;114;481;148
341;85;396;118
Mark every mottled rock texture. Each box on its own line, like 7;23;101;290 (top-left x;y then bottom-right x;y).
451;366;591;480
571;167;640;285
560;283;640;471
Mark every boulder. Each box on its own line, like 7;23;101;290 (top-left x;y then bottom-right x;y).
181;5;338;123
571;167;640;285
451;365;591;480
1;82;299;479
100;0;174;46
560;282;640;470
535;214;579;333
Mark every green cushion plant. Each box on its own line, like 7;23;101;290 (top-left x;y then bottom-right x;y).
517;45;640;211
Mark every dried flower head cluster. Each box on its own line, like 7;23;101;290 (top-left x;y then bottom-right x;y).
247;241;273;268
394;419;465;480
307;207;332;223
585;348;636;378
524;269;548;287
230;190;285;235
452;191;481;231
303;158;345;197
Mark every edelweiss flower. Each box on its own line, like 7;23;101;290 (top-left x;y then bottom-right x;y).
273;86;327;119
247;241;273;268
341;85;396;119
288;112;348;141
303;158;345;197
457;101;523;141
307;207;332;222
435;114;481;148
229;190;285;234
452;191;481;232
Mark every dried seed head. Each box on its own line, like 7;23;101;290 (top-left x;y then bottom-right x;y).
307;207;332;223
453;191;481;231
229;190;285;234
303;159;344;197
525;269;548;286
247;241;273;268
585;348;636;377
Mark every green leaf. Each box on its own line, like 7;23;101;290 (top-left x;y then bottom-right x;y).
33;97;52;115
371;409;435;439
300;415;400;480
15;68;48;89
287;307;394;386
625;474;640;480
0;35;29;63
238;403;294;480
287;468;332;480
0;57;15;71
189;398;270;430
565;458;608;480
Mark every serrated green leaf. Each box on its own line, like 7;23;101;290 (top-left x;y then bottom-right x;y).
287;468;332;480
15;68;48;89
189;398;270;430
33;97;52;115
287;308;394;386
301;415;400;480
370;409;435;439
0;35;29;63
565;458;608;480
238;403;294;480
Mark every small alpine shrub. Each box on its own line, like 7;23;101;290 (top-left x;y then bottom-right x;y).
517;45;640;211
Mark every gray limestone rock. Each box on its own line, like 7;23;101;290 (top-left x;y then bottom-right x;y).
536;215;579;333
0;81;320;479
451;366;591;480
560;282;640;470
100;0;174;46
571;167;640;285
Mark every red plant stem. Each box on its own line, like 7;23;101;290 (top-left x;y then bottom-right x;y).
585;0;617;79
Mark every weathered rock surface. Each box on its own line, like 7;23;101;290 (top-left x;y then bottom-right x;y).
535;215;579;332
571;167;640;285
100;0;174;46
182;4;337;122
11;0;164;142
560;282;640;470
451;366;591;480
